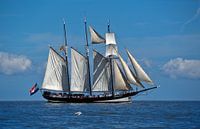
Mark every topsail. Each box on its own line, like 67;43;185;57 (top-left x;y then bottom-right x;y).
89;26;105;44
105;33;118;57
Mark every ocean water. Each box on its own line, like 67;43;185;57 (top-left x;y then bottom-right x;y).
0;101;200;129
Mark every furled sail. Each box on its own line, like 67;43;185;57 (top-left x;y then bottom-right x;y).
126;49;153;84
118;54;142;87
105;33;118;57
70;48;89;92
42;47;69;91
92;50;111;91
89;26;105;44
113;60;132;90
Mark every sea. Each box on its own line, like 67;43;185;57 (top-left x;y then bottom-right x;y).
0;101;200;129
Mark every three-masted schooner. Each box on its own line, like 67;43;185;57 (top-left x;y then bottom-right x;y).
40;19;157;103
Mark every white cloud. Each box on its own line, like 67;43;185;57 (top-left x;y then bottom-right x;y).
181;8;200;32
0;52;32;75
141;58;152;68
162;58;200;79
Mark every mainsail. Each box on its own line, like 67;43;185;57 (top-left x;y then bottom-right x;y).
42;47;69;91
70;48;89;92
126;49;153;84
113;60;132;90
89;26;105;44
118;54;142;87
105;33;118;57
92;50;111;91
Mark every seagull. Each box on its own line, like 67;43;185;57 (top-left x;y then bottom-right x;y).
74;111;82;116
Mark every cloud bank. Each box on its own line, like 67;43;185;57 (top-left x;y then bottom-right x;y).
0;52;32;75
162;58;200;79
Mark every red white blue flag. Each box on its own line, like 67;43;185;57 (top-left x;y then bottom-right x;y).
29;83;39;96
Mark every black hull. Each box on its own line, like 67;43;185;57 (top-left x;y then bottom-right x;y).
42;87;157;103
42;92;137;103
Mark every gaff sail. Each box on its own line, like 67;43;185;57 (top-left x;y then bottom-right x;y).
42;47;69;91
70;47;89;92
92;50;111;91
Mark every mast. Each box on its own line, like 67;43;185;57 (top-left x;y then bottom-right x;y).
107;19;110;33
109;56;114;96
107;20;114;96
84;17;92;96
63;19;71;94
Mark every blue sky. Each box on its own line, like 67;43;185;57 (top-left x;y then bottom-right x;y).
0;0;200;100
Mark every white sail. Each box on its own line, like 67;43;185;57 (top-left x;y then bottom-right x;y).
89;26;105;44
105;33;118;57
118;54;142;87
106;33;116;45
70;48;89;92
126;49;153;84
93;50;111;91
42;47;69;91
113;60;132;90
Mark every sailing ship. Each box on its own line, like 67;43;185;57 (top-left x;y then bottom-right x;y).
40;19;157;103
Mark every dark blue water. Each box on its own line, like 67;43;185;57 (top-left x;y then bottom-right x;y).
0;101;200;129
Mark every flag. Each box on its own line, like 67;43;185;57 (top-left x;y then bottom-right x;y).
29;83;39;96
60;45;65;51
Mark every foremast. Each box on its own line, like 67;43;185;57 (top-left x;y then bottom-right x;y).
90;21;133;96
107;21;115;97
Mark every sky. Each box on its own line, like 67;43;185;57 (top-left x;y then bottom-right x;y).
0;0;200;101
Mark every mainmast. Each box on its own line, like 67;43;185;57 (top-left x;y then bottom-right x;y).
84;17;92;96
107;20;114;97
63;19;71;94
